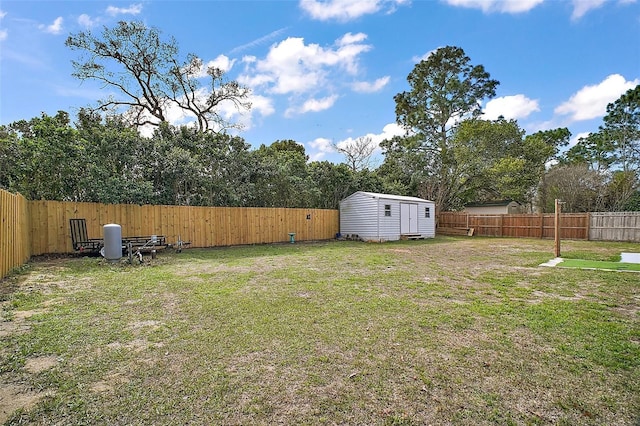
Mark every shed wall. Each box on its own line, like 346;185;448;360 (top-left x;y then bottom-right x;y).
340;193;436;241
377;200;401;241
339;194;380;240
417;202;436;237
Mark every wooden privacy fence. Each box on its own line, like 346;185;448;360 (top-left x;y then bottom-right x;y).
590;211;640;242
1;189;31;279
438;212;590;240
28;200;339;256
439;211;640;242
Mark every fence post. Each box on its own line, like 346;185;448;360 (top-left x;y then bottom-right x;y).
539;212;544;239
586;212;591;241
554;199;561;257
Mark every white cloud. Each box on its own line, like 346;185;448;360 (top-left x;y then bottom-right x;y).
308;137;334;160
443;0;544;13
571;0;636;19
412;48;441;63
191;55;236;78
568;132;591;149
307;122;405;162
239;32;375;116
246;94;276;118
482;94;540;120
106;3;143;16
222;92;276;132
78;14;97;28
554;74;639;122
571;0;607;19
246;34;372;91
39;17;63;35
352;76;390;93
337;32;368;46
310;137;334;152
337;122;405;153
0;13;7;42
299;0;409;22
286;95;339;117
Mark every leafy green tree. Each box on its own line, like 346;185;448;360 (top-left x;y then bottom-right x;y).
308;161;355;209
603;85;640;172
538;164;607;213
519;127;571;210
563;131;616;172
391;46;499;210
66;21;250;133
378;134;426;198
1;112;84;201
558;86;639;210
605;170;638;211
251;141;315;208
74;109;154;204
0;125;21;192
198;132;255;206
448;118;525;205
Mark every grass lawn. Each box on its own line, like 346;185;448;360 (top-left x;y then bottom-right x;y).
559;259;640;272
1;237;638;425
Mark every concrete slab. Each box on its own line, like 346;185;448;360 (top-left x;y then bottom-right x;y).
620;253;640;263
540;257;563;267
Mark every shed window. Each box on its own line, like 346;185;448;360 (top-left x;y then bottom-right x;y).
384;204;391;217
425;207;431;218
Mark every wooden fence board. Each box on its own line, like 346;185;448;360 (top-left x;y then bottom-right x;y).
22;201;338;255
438;212;590;240
0;190;31;280
590;212;640;242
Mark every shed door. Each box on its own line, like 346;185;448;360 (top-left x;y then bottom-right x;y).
400;203;418;234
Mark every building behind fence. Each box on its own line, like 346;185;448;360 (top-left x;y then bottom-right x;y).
1;189;339;280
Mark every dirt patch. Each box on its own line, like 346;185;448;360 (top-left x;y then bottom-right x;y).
0;383;51;424
90;372;130;394
386;249;412;254
41;297;66;307
173;256;279;277
0;321;30;337
107;338;165;353
530;290;585;302
127;320;164;330
612;304;640;318
24;356;59;374
13;309;49;320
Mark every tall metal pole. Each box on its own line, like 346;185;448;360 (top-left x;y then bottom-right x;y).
554;199;561;257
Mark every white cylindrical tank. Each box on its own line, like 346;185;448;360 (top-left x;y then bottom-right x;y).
103;224;122;262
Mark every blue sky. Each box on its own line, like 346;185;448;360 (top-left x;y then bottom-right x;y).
1;0;639;164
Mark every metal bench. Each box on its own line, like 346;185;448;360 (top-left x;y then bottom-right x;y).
69;219;103;253
70;219;169;256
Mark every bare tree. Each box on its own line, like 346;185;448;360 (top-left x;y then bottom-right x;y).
66;21;250;133
333;136;377;171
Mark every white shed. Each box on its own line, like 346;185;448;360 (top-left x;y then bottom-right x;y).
339;191;436;242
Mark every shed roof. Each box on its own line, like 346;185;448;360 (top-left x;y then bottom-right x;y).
464;199;520;208
343;191;433;203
